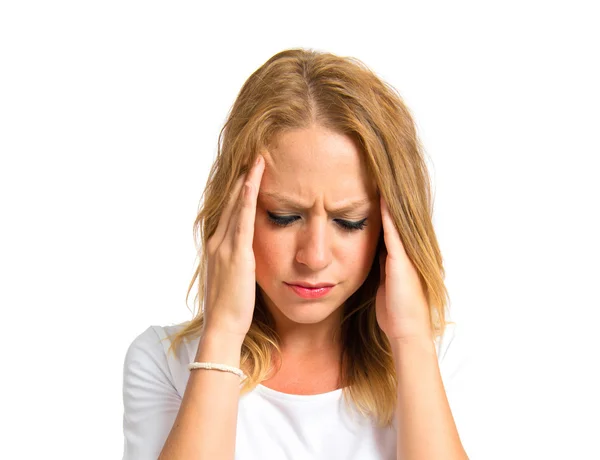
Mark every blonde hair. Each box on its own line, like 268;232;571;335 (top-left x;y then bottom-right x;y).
167;48;451;427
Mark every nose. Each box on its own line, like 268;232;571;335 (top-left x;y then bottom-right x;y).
295;218;332;271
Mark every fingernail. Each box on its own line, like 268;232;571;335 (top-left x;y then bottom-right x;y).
255;155;262;166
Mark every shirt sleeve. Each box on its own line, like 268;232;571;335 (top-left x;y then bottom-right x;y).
122;326;183;460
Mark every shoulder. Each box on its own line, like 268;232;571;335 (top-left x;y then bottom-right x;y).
434;321;458;360
434;321;472;385
433;322;476;454
123;321;199;397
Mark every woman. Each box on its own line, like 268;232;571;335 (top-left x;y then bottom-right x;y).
122;48;469;459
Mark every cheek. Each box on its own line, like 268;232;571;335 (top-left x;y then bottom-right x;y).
253;223;286;280
340;237;373;266
338;228;381;276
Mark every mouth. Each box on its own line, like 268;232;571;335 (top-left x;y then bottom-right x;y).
284;282;335;299
286;281;335;288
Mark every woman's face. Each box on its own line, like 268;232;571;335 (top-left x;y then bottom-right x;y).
253;124;382;327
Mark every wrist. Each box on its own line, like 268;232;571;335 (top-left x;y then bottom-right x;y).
202;326;247;345
390;334;437;364
385;318;433;344
195;328;245;366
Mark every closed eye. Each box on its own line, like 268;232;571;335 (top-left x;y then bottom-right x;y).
266;212;367;232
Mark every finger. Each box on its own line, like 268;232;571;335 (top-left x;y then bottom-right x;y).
380;195;407;260
223;154;262;243
209;174;246;250
229;154;266;251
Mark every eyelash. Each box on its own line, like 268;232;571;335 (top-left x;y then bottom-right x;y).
267;212;368;232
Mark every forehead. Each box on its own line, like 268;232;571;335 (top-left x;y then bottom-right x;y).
261;126;377;201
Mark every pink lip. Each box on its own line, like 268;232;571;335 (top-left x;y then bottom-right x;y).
285;283;334;299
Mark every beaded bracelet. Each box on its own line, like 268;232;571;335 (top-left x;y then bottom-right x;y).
188;362;247;380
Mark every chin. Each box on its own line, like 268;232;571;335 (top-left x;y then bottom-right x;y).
279;304;342;324
257;283;348;325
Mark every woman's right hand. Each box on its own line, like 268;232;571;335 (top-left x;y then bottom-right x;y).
202;154;266;341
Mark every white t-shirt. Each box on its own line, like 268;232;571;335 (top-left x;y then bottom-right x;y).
122;321;468;460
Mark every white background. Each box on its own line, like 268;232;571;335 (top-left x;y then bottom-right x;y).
1;1;598;459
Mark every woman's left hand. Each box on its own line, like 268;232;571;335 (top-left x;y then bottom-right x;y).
375;195;433;341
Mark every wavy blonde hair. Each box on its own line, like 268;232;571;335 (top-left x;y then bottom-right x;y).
167;48;450;428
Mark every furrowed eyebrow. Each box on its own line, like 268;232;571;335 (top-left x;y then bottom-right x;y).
260;191;372;213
